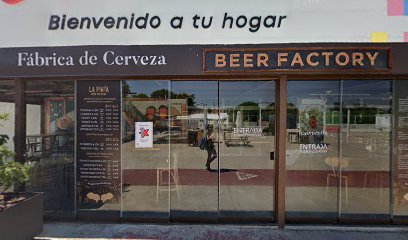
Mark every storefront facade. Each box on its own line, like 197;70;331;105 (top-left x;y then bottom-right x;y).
1;0;408;228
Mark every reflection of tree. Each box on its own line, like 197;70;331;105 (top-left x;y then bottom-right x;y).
175;92;196;107
348;106;377;124
150;89;196;107
263;102;275;121
122;82;148;98
238;101;259;122
331;104;381;124
287;103;297;129
287;103;297;115
122;82;131;95
132;93;149;98
150;89;170;99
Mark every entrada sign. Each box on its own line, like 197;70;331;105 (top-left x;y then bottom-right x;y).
204;48;390;72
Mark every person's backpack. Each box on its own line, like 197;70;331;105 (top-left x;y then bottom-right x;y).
199;137;207;150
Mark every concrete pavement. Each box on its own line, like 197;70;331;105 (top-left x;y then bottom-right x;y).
35;222;408;240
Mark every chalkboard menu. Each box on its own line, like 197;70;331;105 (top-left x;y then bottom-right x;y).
394;81;408;205
76;81;121;208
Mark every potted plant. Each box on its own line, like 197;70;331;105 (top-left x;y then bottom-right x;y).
0;113;44;240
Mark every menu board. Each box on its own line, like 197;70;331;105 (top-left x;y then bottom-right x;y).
394;81;408;205
76;81;121;208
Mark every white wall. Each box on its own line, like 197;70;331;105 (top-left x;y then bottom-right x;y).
0;0;407;47
0;102;41;150
0;102;16;150
27;104;41;135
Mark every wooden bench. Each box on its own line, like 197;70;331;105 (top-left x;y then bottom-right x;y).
223;129;250;147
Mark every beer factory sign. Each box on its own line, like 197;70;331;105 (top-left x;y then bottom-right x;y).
204;48;390;72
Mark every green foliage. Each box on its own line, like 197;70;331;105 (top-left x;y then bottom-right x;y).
0;113;31;194
132;93;149;98
0;145;13;163
175;92;196;106
262;121;275;135
0;161;31;194
0;113;9;122
0;113;12;160
151;89;172;99
348;107;377;124
122;82;131;94
0;135;9;147
150;89;196;106
238;101;259;122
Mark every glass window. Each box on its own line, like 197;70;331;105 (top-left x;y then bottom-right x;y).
170;81;218;221
286;80;392;221
122;80;170;222
0;80;15;152
286;80;340;220
25;80;76;218
219;81;275;222
340;80;391;219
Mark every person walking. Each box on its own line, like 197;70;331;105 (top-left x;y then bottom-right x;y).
205;125;217;171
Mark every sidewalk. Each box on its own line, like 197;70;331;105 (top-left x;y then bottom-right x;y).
35;222;408;240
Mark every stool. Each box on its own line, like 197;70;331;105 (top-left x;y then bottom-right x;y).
324;157;350;205
156;151;181;203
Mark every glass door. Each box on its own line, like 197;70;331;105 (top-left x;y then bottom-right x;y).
286;80;340;221
170;81;219;222
339;80;391;222
169;80;276;222
121;80;171;222
122;80;276;223
219;81;276;222
286;80;392;222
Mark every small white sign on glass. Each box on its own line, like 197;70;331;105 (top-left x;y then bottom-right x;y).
135;122;153;148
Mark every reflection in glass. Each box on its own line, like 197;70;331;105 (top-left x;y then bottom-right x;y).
170;81;218;221
122;80;170;221
219;81;275;222
286;80;392;221
24;80;76;218
286;80;340;219
0;81;15;151
341;80;391;218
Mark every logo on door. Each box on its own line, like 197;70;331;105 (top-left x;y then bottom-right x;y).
139;127;150;138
